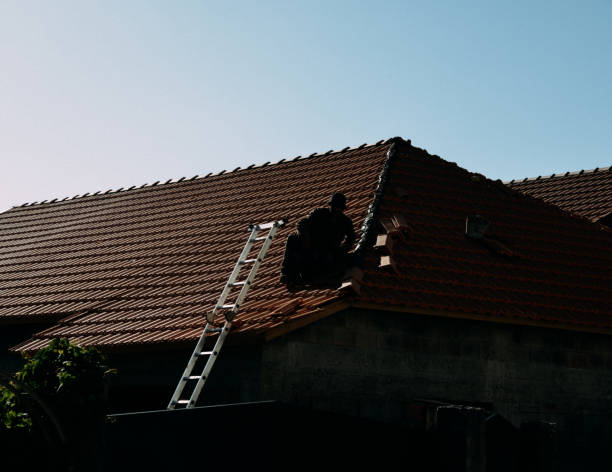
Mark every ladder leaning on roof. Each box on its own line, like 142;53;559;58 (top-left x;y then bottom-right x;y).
167;218;287;410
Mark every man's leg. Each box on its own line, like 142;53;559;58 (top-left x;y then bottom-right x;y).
281;233;302;283
330;248;353;277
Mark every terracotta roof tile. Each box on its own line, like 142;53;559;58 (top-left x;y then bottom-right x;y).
2;139;611;352
356;143;611;331
2;143;389;350
506;166;611;223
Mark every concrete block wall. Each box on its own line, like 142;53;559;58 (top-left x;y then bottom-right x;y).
97;307;612;468
259;308;612;432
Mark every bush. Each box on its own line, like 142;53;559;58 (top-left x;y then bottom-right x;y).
18;337;113;403
0;338;115;471
1;338;114;428
0;382;31;429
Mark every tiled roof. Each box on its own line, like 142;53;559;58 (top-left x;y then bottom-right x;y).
357;143;611;331
3;141;391;351
2;138;612;352
506;167;612;223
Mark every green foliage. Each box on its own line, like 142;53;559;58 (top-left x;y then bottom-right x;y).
0;338;115;430
18;338;112;400
0;384;31;429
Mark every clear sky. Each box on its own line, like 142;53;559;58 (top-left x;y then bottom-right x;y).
1;1;611;211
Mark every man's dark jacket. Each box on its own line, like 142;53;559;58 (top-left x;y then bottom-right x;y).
297;207;355;252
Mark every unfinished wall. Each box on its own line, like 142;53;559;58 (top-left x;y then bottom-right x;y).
259;308;612;452
100;307;612;468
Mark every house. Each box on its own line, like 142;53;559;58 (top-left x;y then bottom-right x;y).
506;166;611;227
1;137;611;469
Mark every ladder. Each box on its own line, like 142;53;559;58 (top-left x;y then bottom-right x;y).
167;218;287;409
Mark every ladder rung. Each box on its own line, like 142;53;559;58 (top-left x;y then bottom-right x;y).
195;351;216;356
168;219;284;410
228;281;247;287
250;220;286;231
239;258;259;264
206;327;223;333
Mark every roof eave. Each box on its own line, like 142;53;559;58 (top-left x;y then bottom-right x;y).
352;301;612;336
263;299;352;342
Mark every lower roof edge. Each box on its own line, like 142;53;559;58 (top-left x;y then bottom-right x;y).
352;301;612;336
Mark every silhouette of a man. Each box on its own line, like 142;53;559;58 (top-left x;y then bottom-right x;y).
281;192;355;285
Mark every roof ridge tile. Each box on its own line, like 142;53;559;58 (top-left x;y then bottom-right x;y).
4;134;612;352
8;138;400;210
505;165;611;184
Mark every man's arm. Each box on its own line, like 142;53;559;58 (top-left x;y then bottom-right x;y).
297;215;310;235
342;215;356;251
296;215;311;248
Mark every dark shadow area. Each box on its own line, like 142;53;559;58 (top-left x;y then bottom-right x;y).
105;401;430;471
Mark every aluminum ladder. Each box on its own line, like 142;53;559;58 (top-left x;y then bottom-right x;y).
168;218;287;409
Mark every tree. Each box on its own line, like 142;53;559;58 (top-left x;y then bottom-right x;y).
0;338;115;471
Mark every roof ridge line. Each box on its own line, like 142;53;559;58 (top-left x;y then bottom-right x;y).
354;137;405;260
506;183;610;227
9;137;404;211
505;165;612;184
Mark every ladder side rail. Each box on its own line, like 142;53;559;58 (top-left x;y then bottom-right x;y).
228;223;281;316
168;227;260;408
211;227;259;314
167;325;214;408
168;219;287;409
186;224;282;406
187;322;232;407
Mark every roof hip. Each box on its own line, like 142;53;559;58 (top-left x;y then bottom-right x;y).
354;137;404;263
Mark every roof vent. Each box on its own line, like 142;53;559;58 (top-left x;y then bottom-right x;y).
465;215;489;239
466;215;518;257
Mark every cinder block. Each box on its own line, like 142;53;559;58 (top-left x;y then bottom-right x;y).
332;328;357;347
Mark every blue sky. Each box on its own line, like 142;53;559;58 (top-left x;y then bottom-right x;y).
1;1;611;211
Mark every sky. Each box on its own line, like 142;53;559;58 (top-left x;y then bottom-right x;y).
1;1;611;211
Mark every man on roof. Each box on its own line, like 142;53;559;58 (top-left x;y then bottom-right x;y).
281;192;355;286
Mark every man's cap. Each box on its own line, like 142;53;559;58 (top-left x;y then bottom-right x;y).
328;192;347;209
